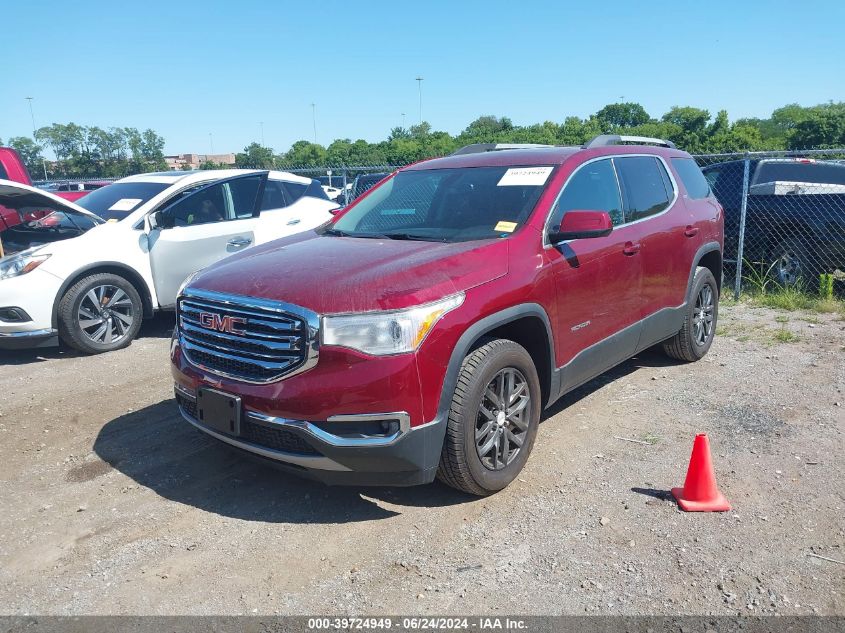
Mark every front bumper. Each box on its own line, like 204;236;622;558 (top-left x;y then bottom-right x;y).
0;267;62;349
0;327;59;350
174;384;446;486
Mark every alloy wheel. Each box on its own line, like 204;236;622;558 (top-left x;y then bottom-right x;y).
777;250;802;286
475;367;531;470
77;285;135;345
692;284;715;346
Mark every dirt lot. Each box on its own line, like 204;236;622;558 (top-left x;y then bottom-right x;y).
0;303;842;616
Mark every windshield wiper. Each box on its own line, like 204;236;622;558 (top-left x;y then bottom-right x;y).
379;232;447;242
324;228;445;242
322;227;354;237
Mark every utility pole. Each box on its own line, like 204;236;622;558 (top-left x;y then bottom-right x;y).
25;97;49;181
259;121;265;146
415;77;424;124
310;103;317;144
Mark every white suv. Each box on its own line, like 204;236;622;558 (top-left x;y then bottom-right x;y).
0;169;336;354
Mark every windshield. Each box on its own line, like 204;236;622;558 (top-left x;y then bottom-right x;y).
76;182;170;221
330;166;553;242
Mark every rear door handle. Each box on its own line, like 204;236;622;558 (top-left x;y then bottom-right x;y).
684;225;700;237
622;241;641;256
286;218;301;225
227;237;252;247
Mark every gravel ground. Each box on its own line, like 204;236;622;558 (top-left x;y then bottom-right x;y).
0;303;842;616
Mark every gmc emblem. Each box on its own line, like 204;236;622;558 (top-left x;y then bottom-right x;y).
199;312;247;335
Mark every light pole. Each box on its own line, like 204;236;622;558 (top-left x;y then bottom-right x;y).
310;103;317;144
259;121;265;146
209;132;214;156
401;112;406;128
415;77;424;124
25;97;49;181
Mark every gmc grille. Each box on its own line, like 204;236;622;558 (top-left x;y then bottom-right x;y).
177;290;318;383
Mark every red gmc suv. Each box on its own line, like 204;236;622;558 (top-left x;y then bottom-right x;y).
171;135;723;495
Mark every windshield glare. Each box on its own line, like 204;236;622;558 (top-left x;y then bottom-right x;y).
76;182;170;221
331;166;553;242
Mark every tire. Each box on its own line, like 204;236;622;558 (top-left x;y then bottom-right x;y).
771;238;813;287
662;267;718;362
437;339;541;496
58;273;143;354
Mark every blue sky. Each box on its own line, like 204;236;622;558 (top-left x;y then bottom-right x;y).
2;0;843;156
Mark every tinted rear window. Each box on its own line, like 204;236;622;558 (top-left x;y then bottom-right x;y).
672;158;711;199
615;156;673;222
753;161;845;186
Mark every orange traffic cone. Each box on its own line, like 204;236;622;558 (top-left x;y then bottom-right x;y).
672;433;731;512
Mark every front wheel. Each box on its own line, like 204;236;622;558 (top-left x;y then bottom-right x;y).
437;339;541;496
662;267;718;362
58;273;143;354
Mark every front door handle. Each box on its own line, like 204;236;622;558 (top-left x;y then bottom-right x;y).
286;218;301;226
227;237;252;247
684;225;700;237
622;241;641;256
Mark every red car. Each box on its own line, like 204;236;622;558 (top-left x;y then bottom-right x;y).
0;147;106;231
171;135;724;495
0;147;36;231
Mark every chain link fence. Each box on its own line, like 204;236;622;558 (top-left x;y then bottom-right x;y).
30;150;845;299
694;149;845;298
282;151;845;298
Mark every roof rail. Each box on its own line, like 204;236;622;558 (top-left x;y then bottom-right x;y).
583;134;676;149
450;143;553;156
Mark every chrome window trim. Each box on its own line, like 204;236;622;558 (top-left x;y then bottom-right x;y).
542;153;679;249
177;286;320;384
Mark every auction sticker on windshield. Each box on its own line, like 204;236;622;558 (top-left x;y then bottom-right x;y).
108;198;143;212
494;221;517;233
497;166;553;186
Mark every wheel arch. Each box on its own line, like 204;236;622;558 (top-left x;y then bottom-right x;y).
436;304;557;423
686;242;722;299
51;262;155;329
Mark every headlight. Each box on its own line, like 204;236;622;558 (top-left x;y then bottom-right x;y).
322;293;464;356
0;252;51;280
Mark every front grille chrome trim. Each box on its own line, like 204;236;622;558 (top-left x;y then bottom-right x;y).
177;287;319;384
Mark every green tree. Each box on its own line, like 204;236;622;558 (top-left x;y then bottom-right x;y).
594;102;651;130
235;142;275;168
7;136;46;178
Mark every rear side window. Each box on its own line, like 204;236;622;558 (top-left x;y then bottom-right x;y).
672;158;711;199
280;181;307;203
549;159;622;228
305;179;329;200
260;181;288;211
615;156;673;222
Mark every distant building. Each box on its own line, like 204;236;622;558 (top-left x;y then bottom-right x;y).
164;153;237;170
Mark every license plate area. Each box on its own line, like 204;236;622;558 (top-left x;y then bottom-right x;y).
197;388;241;436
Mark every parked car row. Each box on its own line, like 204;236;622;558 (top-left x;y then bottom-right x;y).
0;169;335;353
3;137;724;495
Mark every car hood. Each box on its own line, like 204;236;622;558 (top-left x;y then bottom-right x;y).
0;179;104;221
190;231;510;313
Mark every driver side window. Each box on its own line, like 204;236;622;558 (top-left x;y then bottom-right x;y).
548;159;622;230
163;176;262;227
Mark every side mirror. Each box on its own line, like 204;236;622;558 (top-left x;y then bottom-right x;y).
150;210;173;230
329;207;343;215
548;210;613;243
